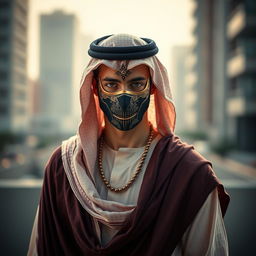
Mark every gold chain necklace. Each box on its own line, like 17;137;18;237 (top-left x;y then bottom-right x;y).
98;125;154;193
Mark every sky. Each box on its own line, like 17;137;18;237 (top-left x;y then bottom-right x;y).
28;0;195;80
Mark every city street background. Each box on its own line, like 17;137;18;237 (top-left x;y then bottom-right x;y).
0;0;255;255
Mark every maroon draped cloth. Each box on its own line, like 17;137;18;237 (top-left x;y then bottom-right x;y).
37;134;230;256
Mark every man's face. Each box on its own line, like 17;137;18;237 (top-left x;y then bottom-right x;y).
95;64;152;131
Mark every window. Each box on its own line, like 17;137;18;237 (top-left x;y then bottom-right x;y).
0;71;8;81
0;17;9;26
14;36;26;52
15;106;26;115
14;55;26;69
15;2;27;17
16;89;26;100
15;18;26;32
0;2;10;8
14;72;26;84
0;103;8;115
0;87;8;97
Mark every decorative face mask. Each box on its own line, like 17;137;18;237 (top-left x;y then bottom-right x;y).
98;78;151;131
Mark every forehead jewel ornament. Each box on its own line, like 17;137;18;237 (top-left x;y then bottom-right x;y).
116;63;131;80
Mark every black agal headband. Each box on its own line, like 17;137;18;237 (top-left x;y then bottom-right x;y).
88;35;158;60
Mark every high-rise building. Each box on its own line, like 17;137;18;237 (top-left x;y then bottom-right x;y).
184;50;199;131
191;0;229;139
0;0;29;133
172;46;194;132
226;0;256;151
37;10;80;134
191;0;256;152
191;0;228;136
73;33;94;122
190;0;215;132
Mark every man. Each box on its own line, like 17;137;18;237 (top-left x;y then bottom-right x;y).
28;34;230;255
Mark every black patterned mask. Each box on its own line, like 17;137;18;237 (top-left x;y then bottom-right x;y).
98;80;150;131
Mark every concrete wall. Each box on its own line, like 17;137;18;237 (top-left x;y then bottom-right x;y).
225;186;256;256
0;182;41;256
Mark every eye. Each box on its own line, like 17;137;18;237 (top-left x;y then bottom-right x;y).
129;82;146;91
104;83;117;88
102;82;120;92
132;83;142;87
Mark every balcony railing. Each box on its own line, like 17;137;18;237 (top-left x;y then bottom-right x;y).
227;46;256;77
228;3;256;39
228;4;246;39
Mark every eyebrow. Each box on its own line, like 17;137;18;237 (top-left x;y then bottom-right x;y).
102;77;121;83
127;77;147;82
102;77;147;83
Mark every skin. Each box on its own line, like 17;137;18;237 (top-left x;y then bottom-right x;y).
93;64;157;150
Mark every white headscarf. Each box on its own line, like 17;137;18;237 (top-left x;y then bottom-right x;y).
61;34;176;228
78;34;176;177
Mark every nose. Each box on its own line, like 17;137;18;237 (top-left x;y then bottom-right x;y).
117;94;131;112
119;83;130;93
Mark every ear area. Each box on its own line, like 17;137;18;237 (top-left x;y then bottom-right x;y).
92;77;99;96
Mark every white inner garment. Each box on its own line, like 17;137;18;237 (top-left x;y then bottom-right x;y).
93;134;162;245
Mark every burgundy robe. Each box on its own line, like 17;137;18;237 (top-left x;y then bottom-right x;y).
37;134;230;255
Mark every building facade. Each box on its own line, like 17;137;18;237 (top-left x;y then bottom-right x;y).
172;46;194;132
191;0;256;152
37;10;80;134
191;0;215;133
226;0;256;151
0;0;29;133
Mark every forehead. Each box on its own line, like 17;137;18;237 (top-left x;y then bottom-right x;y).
97;64;150;78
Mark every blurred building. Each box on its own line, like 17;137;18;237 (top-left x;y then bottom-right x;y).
0;0;29;133
79;33;94;70
36;10;80;134
72;33;94;122
29;79;40;115
184;49;199;131
191;0;256;152
172;46;195;132
190;0;213;133
226;0;256;151
191;0;228;140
